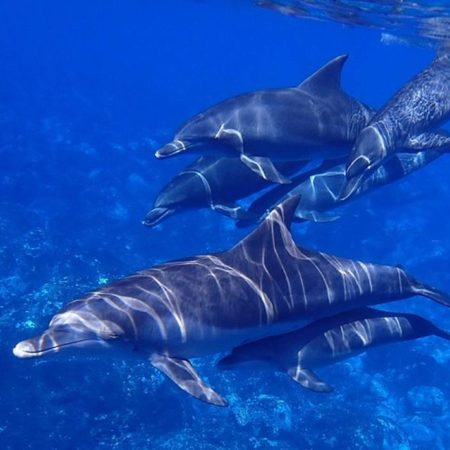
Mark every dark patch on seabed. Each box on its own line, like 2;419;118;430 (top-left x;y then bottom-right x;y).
1;0;450;449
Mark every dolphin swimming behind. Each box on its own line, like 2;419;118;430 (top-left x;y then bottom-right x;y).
155;55;373;184
343;51;450;198
219;308;450;394
13;196;450;406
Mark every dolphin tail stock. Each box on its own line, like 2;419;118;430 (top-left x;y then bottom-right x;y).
431;325;450;342
409;279;450;308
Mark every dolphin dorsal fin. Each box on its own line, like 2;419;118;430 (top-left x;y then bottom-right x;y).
232;195;301;254
297;55;348;94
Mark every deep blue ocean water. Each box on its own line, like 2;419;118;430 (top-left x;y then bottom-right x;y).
2;1;450;449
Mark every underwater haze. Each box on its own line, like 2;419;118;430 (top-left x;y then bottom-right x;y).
2;0;450;449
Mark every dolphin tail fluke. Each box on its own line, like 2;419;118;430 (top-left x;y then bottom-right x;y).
287;367;334;393
410;281;450;308
150;354;228;407
240;154;292;184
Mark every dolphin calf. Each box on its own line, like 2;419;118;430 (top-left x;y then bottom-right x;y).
13;196;450;406
219;308;450;394
143;156;305;227
343;51;450;198
237;147;443;227
155;55;374;184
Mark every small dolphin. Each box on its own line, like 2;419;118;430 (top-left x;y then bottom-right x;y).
13;196;450;406
238;148;443;227
219;308;450;393
155;55;373;184
143;156;305;227
343;51;450;198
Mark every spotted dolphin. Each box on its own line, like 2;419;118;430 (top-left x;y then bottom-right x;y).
237;143;444;227
143;156;305;227
13;196;450;406
219;307;450;394
343;51;450;199
155;55;373;184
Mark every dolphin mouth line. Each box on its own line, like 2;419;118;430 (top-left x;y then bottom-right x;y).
155;140;188;159
13;338;103;358
142;208;175;227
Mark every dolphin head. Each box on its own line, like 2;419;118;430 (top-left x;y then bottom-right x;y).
341;126;387;200
155;111;235;159
13;308;125;359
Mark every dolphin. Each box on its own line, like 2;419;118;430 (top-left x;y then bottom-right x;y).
143;156;306;227
154;55;374;184
237;142;445;227
343;51;450;199
219;307;450;394
13;196;450;406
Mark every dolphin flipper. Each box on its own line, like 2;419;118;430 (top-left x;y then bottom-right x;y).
150;354;227;406
211;203;258;221
287;367;334;393
240;154;292;184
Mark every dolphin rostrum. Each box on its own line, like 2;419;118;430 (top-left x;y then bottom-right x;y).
237;146;443;227
143;156;305;227
155;55;373;184
343;52;450;199
13;196;450;406
219;307;450;394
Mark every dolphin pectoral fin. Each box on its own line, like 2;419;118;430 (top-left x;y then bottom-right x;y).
287;367;334;393
212;203;257;221
296;210;341;223
149;354;227;407
240;154;292;184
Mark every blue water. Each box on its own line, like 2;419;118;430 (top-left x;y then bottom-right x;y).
2;1;450;448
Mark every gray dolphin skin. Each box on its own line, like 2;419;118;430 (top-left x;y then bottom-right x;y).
13;196;450;406
154;55;374;184
343;51;450;199
219;308;450;393
237;148;443;227
143;156;305;227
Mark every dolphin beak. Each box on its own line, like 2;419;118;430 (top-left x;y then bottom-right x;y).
155;140;188;159
13;340;39;358
13;326;107;359
142;207;175;227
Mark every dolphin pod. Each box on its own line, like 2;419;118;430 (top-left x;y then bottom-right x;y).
218;307;450;394
13;196;450;405
154;55;373;184
343;51;450;198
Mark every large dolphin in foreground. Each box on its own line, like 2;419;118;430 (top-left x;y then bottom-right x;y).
13;197;450;406
219;308;450;394
343;51;450;199
143;156;305;227
237;147;443;227
155;55;373;184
